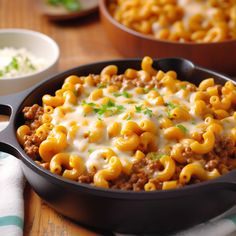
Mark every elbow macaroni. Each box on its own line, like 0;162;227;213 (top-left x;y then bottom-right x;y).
109;0;236;43
17;56;236;191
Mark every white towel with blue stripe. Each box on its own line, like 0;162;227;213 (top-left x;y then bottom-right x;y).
0;122;24;236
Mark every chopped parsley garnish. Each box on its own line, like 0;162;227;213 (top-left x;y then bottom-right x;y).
135;105;143;113
166;102;178;110
135;105;153;117
81;100;96;107
94;106;107;115
25;57;36;71
143;88;150;94
5;56;19;73
127;100;137;104
166;102;179;118
113;92;121;97
147;152;165;160
116;105;125;114
126;114;132;120
144;87;158;94
176;124;188;133
88;149;94;154
107;100;115;107
93;100;125;116
122;91;131;98
113;91;131;98
97;83;107;89
180;85;186;90
191;120;196;125
11;57;19;70
151;87;159;92
143;107;153;117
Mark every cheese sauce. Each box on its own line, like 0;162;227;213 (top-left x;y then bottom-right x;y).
49;75;236;174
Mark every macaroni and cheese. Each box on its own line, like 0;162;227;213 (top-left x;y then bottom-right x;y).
17;56;236;191
109;0;236;43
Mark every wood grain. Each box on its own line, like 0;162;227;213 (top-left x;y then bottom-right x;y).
0;0;121;235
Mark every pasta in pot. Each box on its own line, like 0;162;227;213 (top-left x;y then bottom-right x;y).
17;56;236;191
108;0;236;43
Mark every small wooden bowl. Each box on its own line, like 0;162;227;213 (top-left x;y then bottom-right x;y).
99;0;236;76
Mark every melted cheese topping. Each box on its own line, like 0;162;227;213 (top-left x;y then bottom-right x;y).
48;74;236;175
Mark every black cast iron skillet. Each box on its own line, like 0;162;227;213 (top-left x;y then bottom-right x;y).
1;58;236;234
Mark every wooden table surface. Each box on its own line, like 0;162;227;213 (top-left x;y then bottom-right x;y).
0;1;121;235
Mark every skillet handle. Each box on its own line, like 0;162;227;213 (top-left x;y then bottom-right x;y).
0;91;29;157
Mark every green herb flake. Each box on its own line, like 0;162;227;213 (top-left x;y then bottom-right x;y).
122;91;131;98
166;102;178;110
166;102;179;118
88;149;94;154
98;83;107;89
144;107;153;117
113;92;122;97
107;100;115;107
93;100;125;116
81;100;96;107
11;57;19;70
176;124;188;133
115;105;125;114
147;152;165;161
135;105;143;113
5;56;19;73
113;91;131;98
94;107;106;116
180;85;186;90
25;57;36;71
143;88;150;94
126;115;132;120
152;87;159;92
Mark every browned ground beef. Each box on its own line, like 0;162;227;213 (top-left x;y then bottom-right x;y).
109;136;236;190
21;104;45;160
78;173;94;184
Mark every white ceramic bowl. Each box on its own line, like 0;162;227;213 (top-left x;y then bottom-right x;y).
0;29;60;95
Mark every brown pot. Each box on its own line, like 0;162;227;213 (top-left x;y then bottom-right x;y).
99;0;236;76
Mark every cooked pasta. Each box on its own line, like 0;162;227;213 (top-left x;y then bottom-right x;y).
108;0;236;43
17;56;236;191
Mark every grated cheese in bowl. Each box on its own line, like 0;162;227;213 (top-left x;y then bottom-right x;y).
0;47;47;79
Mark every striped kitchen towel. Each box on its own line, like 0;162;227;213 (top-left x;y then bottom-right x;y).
0;122;25;236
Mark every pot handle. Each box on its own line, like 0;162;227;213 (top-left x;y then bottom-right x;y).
0;91;29;157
